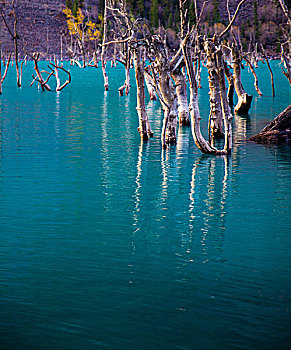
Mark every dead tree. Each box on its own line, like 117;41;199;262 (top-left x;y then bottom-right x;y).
261;44;275;97
170;0;190;126
148;35;179;147
250;104;291;144
30;53;71;92
281;43;291;85
182;34;232;155
0;0;21;87
231;44;253;114
0;44;12;95
132;43;153;140
101;0;110;90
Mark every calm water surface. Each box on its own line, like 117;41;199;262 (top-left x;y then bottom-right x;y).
0;61;291;350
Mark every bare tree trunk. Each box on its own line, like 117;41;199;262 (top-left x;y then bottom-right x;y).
250;104;291;143
182;37;231;155
243;55;262;96
205;39;224;142
101;0;109;90
232;45;252;114
144;69;157;100
224;62;234;106
159;69;178;146
133;48;152;140
261;44;275;97
171;68;190;125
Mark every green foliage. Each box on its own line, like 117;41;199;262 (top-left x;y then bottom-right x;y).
150;0;159;28
168;12;173;29
212;0;220;24
137;0;145;17
253;0;259;40
66;0;72;10
72;0;78;17
188;1;196;27
276;42;281;52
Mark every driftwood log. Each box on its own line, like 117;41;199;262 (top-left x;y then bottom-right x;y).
250;104;291;144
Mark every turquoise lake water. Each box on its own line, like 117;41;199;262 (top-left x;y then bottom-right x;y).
0;61;291;350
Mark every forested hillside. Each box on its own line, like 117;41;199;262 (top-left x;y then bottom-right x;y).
0;0;290;56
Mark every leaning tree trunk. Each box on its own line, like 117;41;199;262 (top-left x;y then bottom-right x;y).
250;104;291;144
171;67;190;125
133;48;153;140
232;45;252;114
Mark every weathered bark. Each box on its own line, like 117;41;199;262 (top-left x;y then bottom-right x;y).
224;62;234;106
0;45;11;94
243;54;262;96
118;46;131;96
150;36;178;147
281;44;291;85
159;69;178;146
205;39;224;142
0;0;21;87
31;53;52;91
250;104;291;144
171;68;190;126
133;48;152;140
232;45;252;114
101;0;109;90
182;36;231;155
144;69;157;100
261;44;275;97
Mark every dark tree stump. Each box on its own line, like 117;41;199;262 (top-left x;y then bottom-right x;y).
250;104;291;144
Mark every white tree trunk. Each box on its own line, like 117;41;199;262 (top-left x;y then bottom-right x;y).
171;68;190;125
133;48;152;140
232;46;252;114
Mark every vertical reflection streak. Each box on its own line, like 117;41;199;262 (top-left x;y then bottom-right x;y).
101;91;109;213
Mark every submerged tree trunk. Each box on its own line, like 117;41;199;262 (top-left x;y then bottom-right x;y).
182;36;231;155
205;39;224;142
171;67;190;125
101;0;109;90
144;69;157;100
224;62;234;106
232;45;252;114
250;104;291;144
133;48;153;140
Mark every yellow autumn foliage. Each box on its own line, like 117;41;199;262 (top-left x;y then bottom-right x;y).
63;7;100;41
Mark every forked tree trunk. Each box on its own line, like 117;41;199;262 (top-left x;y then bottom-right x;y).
133;48;153;140
182;38;231;155
171;68;190;125
232;45;252;114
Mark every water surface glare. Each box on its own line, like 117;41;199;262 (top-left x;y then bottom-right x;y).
0;62;291;350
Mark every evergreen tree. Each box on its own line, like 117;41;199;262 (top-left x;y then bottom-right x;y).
253;0;259;40
212;0;220;23
73;0;78;17
188;1;196;27
66;0;72;10
137;0;145;17
151;0;159;29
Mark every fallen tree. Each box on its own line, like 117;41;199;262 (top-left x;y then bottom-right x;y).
250;104;291;144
